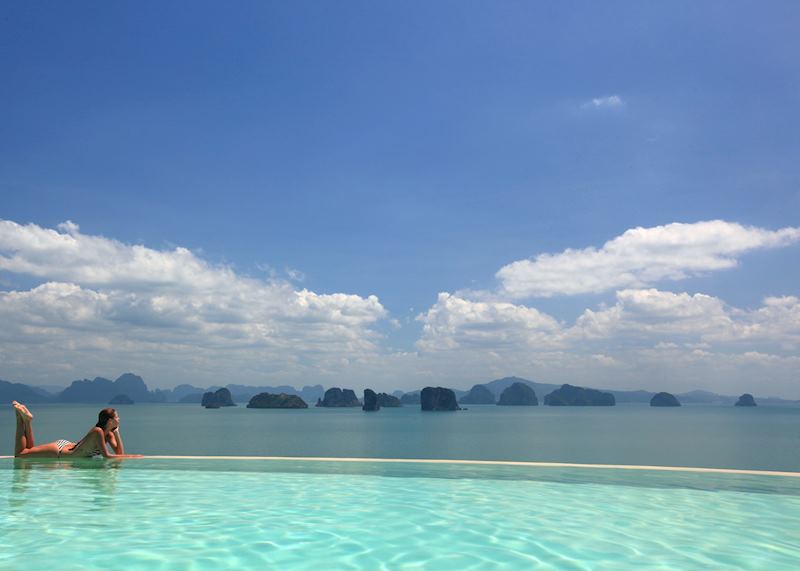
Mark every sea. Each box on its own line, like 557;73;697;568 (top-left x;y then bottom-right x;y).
4;402;799;471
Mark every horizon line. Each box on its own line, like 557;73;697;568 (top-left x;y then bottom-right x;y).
18;376;799;402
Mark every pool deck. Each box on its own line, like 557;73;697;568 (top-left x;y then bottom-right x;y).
3;454;799;477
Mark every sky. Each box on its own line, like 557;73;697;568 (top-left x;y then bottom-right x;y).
1;2;799;397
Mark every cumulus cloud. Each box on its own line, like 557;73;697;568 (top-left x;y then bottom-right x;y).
581;95;625;109
411;220;800;396
2;218;798;397
414;288;800;397
0;220;387;386
572;289;733;340
0;219;236;291
416;293;563;352
496;221;800;298
571;289;800;347
418;288;800;355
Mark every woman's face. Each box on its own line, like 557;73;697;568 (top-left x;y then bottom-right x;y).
109;413;120;430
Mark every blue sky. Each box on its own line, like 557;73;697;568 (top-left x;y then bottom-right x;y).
1;3;799;396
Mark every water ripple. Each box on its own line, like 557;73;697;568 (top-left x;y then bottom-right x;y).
1;464;799;570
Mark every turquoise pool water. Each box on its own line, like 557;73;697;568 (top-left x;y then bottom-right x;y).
1;458;799;570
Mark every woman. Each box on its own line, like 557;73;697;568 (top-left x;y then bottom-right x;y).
13;401;142;458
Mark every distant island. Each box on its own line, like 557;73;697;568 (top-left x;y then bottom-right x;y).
1;373;797;409
544;384;615;406
202;388;235;408
377;392;402;407
316;388;360;407
497;382;538;406
109;394;134;405
650;392;681;407
0;375;325;405
363;389;380;411
59;373;169;403
735;393;757;407
247;392;308;409
460;384;495;405
400;391;421;405
421;387;460;411
452;377;797;407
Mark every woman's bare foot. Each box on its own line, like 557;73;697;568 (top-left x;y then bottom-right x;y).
12;401;33;421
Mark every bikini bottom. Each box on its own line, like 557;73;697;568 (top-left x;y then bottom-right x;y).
55;439;74;456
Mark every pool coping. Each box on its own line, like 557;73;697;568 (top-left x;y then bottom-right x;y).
3;454;798;477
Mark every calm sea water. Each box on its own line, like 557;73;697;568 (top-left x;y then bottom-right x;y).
4;403;799;471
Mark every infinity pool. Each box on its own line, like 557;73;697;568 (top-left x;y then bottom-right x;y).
1;458;799;570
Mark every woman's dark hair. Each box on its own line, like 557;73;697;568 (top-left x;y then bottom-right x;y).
96;408;117;429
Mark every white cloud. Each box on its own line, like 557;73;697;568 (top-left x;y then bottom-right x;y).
418;288;800;357
572;289;733;340
0;220;387;387
413;288;800;397
286;267;306;282
0;219;237;291
571;289;800;347
410;220;800;397
746;296;800;348
496;221;800;298
1;218;798;398
581;95;625;109
591;353;619;366
416;292;563;352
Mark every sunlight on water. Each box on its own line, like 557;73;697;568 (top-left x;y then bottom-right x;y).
1;459;799;570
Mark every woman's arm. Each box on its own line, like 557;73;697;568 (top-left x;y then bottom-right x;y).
98;428;142;458
69;428;141;458
91;427;113;458
107;428;125;455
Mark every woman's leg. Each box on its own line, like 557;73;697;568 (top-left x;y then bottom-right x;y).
17;443;60;457
14;406;27;456
13;401;33;419
21;405;34;447
13;403;58;458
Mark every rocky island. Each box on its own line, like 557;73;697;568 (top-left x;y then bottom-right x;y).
377;393;402;407
316;387;361;407
544;384;615;406
109;394;134;405
650;392;681;407
202;387;236;408
735;393;757;407
60;373;166;403
497;382;538;406
362;389;380;411
420;387;460;411
0;379;53;403
247;392;308;408
459;384;495;405
400;391;420;405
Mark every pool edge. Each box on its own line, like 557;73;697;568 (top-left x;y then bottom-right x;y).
4;455;796;478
